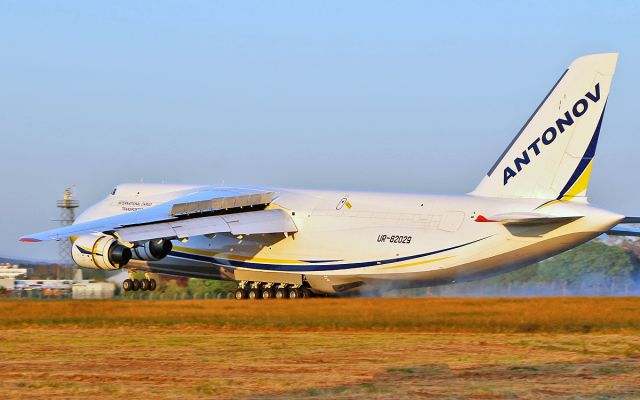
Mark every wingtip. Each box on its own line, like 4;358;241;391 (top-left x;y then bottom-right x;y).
19;237;41;243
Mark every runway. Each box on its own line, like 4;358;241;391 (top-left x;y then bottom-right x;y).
1;298;639;399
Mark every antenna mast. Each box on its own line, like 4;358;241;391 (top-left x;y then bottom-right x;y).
56;187;79;274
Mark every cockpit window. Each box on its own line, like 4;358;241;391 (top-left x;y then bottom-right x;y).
111;188;117;195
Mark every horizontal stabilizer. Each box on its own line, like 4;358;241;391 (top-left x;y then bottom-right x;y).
606;226;640;237
477;212;582;225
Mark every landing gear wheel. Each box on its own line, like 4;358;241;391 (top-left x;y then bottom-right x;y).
275;288;287;299
132;279;140;291
248;288;262;300
148;279;157;291
288;288;301;299
122;279;133;292
235;289;248;300
262;288;274;299
302;288;313;298
140;279;150;291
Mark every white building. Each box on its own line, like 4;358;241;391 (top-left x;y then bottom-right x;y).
72;282;116;299
0;264;28;279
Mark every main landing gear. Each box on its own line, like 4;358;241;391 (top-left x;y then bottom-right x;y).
123;271;157;292
234;281;313;300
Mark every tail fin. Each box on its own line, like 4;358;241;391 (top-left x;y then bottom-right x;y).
472;53;618;201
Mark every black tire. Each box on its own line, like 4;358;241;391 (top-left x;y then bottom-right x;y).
235;289;247;300
248;288;262;300
122;279;133;292
132;279;141;291
262;288;274;299
288;288;301;299
275;288;287;299
148;279;157;291
140;279;149;291
302;288;313;298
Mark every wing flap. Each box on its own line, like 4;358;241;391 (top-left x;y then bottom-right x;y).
223;210;298;235
170;216;230;239
115;210;296;242
115;222;178;243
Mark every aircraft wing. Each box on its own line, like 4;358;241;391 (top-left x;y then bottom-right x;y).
20;188;298;243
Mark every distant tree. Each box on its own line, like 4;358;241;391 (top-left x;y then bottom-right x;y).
187;279;235;297
620;240;640;283
161;279;188;295
538;242;633;288
400;240;638;297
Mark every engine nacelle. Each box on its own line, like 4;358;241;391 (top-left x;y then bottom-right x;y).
132;239;173;261
71;235;132;270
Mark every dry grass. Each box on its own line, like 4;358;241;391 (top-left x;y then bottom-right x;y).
1;297;639;333
1;298;640;399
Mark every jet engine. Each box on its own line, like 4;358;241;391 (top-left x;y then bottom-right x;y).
132;239;173;261
71;235;132;270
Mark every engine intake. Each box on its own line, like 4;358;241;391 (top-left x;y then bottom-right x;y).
133;239;173;261
71;235;132;270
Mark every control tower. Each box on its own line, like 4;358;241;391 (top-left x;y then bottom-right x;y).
56;188;79;278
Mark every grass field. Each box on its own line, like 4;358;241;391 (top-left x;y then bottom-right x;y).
1;297;639;399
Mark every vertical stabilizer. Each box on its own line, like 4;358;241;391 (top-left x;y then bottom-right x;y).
472;53;617;201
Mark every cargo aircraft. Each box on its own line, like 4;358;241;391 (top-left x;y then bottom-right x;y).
21;53;640;299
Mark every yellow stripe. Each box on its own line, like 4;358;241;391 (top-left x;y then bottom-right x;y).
537;160;594;209
536;199;562;209
561;160;593;200
377;256;454;270
173;246;309;265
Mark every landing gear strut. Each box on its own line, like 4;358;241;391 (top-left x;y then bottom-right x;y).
235;281;311;300
123;271;157;292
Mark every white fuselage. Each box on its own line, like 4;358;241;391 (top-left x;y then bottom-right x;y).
76;183;623;294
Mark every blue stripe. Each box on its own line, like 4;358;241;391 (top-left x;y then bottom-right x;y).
300;259;343;263
556;103;606;200
76;245;102;257
168;235;492;272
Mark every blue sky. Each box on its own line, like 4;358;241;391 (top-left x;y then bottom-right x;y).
2;1;639;260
